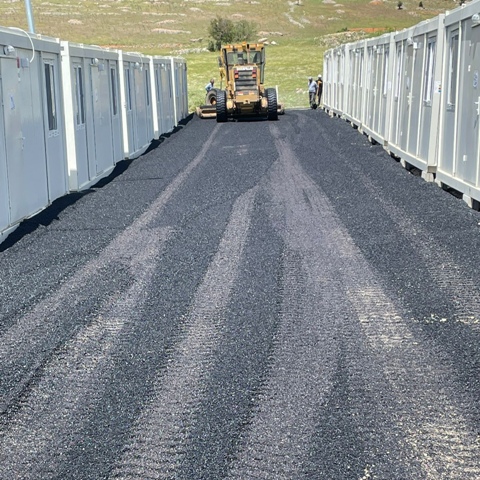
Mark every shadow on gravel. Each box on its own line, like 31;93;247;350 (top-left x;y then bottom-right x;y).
144;113;195;155
0;114;195;252
0;191;93;252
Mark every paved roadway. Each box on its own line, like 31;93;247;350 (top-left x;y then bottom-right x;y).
0;110;479;479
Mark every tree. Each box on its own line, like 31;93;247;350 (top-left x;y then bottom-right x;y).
233;20;257;43
207;17;257;51
208;17;236;51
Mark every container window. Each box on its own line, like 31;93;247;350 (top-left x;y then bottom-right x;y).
145;68;150;107
394;44;403;100
423;36;436;105
73;65;85;126
44;63;57;131
110;66;118;116
447;30;459;107
383;46;390;97
155;69;161;103
359;51;364;88
125;67;132;111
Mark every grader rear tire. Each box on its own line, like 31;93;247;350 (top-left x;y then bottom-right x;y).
216;90;228;123
266;88;278;121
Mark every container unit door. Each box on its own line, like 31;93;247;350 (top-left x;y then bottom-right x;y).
440;28;459;176
355;50;364;122
72;62;89;186
133;66;147;150
379;46;390;138
406;39;425;158
154;66;165;135
164;65;174;131
144;66;153;141
91;63;114;175
419;35;437;160
0;71;10;232
365;48;374;126
371;48;383;134
174;63;181;122
335;54;342;111
331;57;338;111
181;63;188;119
6;54;48;222
42;56;67;201
174;62;183;120
0;58;22;224
399;41;414;152
109;62;123;163
21;53;49;215
347;51;355;118
338;55;345;113
124;65;136;154
455;21;480;186
391;44;403;146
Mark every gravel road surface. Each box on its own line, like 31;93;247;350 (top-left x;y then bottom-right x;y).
0;110;479;479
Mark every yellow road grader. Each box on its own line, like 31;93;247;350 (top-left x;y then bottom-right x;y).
197;42;284;122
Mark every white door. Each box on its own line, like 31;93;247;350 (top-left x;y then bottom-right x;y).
73;62;90;186
440;28;459;176
0;71;11;232
399;41;413;152
419;35;436;161
407;39;424;157
42;56;67;201
109;62;123;163
91;63;114;175
2;57;26;223
124;65;136;155
456;21;480;186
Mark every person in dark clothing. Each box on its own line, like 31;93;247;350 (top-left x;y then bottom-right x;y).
308;77;317;108
316;74;323;107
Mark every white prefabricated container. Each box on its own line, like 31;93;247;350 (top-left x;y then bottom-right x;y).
61;42;123;191
0;27;67;241
343;40;366;129
171;57;188;125
152;56;176;136
360;33;395;146
387;16;445;179
118;51;154;160
328;46;346;116
437;2;480;206
323;50;332;111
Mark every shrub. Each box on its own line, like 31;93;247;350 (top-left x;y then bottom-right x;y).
208;17;257;51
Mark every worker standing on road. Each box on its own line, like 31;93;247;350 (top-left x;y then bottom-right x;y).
316;74;323;107
308;77;317;109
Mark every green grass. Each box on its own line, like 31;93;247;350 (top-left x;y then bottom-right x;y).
0;0;451;111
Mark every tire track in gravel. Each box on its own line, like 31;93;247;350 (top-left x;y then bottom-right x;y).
346;157;480;331
313;113;480;330
311;113;480;478
110;185;258;480
226;120;480;479
310;115;480;477
225;123;349;478
0;226;171;479
0;123;221;415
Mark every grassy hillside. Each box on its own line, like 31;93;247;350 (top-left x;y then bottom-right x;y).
0;0;451;110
